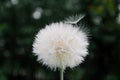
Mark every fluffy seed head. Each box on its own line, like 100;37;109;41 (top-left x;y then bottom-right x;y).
33;22;89;70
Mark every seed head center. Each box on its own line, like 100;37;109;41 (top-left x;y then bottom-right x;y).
55;41;68;54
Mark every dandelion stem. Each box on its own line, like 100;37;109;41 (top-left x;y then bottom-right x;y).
60;65;64;80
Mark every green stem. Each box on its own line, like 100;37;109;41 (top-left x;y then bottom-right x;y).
60;65;64;80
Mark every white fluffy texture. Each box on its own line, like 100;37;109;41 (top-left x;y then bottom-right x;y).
33;22;89;69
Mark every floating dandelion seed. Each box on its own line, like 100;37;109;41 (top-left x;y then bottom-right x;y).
32;8;43;20
32;15;89;80
64;14;85;24
11;0;18;5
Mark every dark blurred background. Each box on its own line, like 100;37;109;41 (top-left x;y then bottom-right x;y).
0;0;120;80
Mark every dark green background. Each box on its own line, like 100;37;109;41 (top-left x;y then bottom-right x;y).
0;0;120;80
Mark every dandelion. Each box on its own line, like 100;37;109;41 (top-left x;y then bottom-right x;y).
32;15;89;80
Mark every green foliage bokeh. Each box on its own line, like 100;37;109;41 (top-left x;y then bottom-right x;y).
0;0;120;80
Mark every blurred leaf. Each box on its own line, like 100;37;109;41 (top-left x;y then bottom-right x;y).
67;68;85;80
0;24;8;36
105;74;118;80
0;74;6;80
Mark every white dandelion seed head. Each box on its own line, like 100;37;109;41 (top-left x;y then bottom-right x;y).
33;22;89;70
